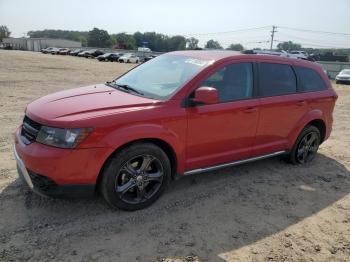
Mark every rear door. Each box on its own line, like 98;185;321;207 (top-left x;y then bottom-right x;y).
186;62;260;171
252;61;308;156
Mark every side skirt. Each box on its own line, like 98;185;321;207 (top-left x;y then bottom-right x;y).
183;151;286;176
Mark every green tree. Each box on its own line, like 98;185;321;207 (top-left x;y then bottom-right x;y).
0;25;11;41
277;41;302;51
78;36;87;47
168;35;186;51
111;33;136;49
27;29;88;42
87;28;111;47
227;43;244;51
205;39;223;49
186;37;199;49
133;31;144;47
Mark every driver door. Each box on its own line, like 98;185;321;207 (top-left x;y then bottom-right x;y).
185;62;260;171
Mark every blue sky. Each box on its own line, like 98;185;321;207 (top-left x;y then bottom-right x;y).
1;0;349;49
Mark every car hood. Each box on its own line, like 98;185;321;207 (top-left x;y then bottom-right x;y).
26;84;160;126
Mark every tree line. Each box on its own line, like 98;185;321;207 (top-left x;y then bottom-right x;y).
24;27;246;52
1;25;349;56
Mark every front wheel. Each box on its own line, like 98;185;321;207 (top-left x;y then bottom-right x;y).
100;143;171;210
287;125;321;164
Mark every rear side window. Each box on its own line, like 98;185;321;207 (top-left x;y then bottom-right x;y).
258;63;297;97
295;66;327;92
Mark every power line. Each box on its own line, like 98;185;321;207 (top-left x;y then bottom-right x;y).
278;26;350;37
277;32;349;46
274;39;348;49
184;26;271;37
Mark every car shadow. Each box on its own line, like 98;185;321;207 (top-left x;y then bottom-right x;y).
1;153;349;261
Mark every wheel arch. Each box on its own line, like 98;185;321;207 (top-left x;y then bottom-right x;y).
96;138;178;191
288;109;328;149
307;119;326;143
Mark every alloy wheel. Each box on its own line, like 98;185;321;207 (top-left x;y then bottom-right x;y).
115;155;164;204
296;131;320;163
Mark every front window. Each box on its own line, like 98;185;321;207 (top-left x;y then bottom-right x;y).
112;54;212;99
201;63;253;102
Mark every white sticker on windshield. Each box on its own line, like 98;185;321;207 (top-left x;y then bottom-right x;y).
184;58;209;67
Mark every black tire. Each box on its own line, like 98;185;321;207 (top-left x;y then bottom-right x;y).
100;142;171;210
336;80;340;84
287;125;321;164
127;60;130;63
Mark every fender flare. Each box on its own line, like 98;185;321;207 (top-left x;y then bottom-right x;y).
287;109;326;149
99;123;186;174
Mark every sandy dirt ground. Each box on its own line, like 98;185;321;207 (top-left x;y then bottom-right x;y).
0;50;349;262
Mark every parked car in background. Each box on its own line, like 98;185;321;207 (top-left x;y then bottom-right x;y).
49;47;61;55
143;54;158;62
14;51;337;210
138;47;152;52
85;49;104;58
51;48;66;55
290;50;308;59
70;49;83;56
59;48;71;55
335;69;350;84
77;50;90;57
41;47;55;54
118;53;139;63
97;53;122;62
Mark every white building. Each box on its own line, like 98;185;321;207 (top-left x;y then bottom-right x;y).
2;38;81;51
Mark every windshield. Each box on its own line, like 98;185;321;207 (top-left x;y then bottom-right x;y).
112;54;212;99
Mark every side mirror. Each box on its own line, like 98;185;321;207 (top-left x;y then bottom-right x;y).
192;87;219;105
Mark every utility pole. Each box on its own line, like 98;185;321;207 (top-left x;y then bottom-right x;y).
270;25;277;50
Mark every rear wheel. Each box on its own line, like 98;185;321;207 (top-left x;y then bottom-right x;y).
100;143;171;210
287;125;321;164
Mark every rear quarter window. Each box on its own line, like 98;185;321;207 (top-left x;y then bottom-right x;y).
258;63;297;97
295;66;327;92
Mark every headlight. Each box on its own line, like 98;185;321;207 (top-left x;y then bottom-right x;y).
36;126;92;148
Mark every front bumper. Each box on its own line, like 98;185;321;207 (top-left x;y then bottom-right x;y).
14;144;34;189
336;77;350;83
14;127;112;197
14;145;96;197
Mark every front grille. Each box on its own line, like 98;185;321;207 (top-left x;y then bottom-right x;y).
20;116;42;145
28;170;57;192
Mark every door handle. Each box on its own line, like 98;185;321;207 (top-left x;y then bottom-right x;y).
297;100;307;106
244;107;258;113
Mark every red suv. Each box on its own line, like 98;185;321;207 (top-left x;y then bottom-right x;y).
14;51;337;210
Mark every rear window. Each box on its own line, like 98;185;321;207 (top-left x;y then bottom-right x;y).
295;66;327;92
258;63;297;97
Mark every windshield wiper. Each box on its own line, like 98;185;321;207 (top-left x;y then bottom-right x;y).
116;84;144;95
106;81;144;96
